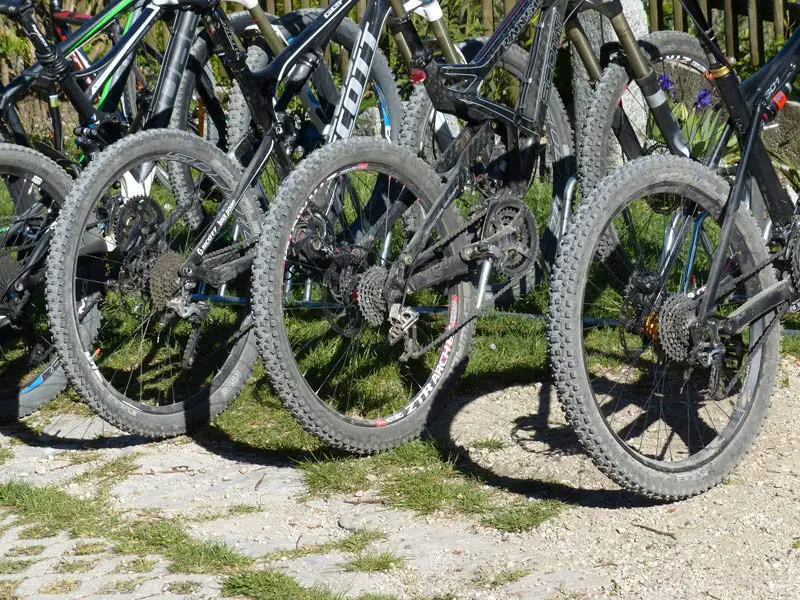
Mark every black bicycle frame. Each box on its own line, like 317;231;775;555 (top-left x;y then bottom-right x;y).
665;0;800;328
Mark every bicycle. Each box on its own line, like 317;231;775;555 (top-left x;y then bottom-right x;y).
246;0;690;453
549;0;799;499
4;0;399;427
42;0;405;437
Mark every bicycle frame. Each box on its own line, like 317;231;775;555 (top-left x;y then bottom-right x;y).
644;0;800;334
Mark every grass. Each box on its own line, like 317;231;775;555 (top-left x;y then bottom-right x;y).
70;541;108;555
0;580;20;599
70;454;141;493
39;579;80;594
0;558;35;574
223;570;400;600
793;538;800;550
53;558;98;574
471;437;506;451
340;551;404;572
0;446;13;465
100;579;142;594
115;557;157;573
264;529;385;562
472;567;530;588
189;503;262;522
482;500;564;533
0;480;251;575
6;545;45;557
114;519;252;574
164;580;202;594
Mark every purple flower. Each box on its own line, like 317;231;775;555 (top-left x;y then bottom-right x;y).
658;73;677;100
696;88;713;111
658;74;674;91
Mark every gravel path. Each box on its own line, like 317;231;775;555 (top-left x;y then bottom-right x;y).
1;360;798;599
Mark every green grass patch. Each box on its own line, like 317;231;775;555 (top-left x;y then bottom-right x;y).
0;558;35;574
17;524;58;539
0;480;113;538
793;538;800;550
190;503;262;522
100;578;142;594
115;557;157;574
53;558;98;573
164;580;202;594
482;500;564;532
471;438;506;451
0;446;13;465
71;454;141;493
39;579;80;594
340;551;404;572
300;457;370;497
5;544;44;557
63;451;102;466
115;519;252;574
70;541;108;555
0;579;20;599
264;529;385;562
781;334;800;359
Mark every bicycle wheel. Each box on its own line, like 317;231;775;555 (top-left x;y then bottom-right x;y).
0;145;74;421
580;31;721;195
226;9;403;164
46;130;262;437
549;156;778;500
252;137;475;453
400;39;575;294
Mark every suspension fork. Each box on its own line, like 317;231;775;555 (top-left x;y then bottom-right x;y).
603;3;691;159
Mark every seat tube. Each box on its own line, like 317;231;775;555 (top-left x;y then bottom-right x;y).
144;9;201;130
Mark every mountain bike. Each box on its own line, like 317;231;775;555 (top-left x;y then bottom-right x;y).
6;0;399;427
43;0;405;437
549;0;800;499
245;0;695;453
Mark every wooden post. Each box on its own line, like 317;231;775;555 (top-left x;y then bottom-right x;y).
301;0;309;7
724;0;737;59
748;0;762;65
481;0;493;37
674;0;685;32
774;0;785;41
284;0;292;14
649;0;661;31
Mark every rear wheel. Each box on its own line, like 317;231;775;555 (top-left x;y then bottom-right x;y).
46;130;262;437
549;156;778;500
253;137;474;453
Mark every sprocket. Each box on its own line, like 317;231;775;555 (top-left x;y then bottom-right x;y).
788;219;800;293
150;251;185;310
357;266;388;327
659;293;698;363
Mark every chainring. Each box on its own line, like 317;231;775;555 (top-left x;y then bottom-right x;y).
113;195;165;253
482;194;538;277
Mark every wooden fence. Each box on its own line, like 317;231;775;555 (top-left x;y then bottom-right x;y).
649;0;800;65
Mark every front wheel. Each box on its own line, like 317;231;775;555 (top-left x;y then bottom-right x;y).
549;156;778;500
252;137;474;453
